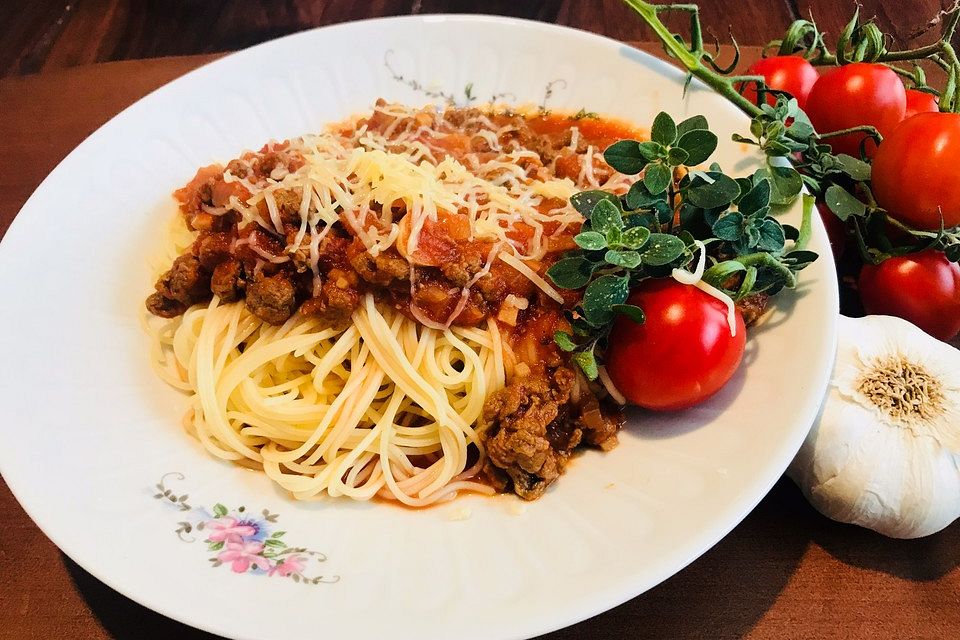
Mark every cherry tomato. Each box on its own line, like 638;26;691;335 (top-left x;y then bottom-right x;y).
816;201;847;261
872;112;960;230
903;89;939;120
739;56;819;110
858;249;960;341
606;280;746;411
805;63;906;158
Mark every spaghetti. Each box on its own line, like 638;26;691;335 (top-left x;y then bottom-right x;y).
145;101;635;503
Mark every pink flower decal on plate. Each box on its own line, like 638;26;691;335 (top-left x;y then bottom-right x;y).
218;540;267;573
153;472;338;585
270;555;306;577
206;517;258;543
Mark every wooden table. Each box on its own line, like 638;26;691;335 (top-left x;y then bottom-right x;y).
2;19;960;640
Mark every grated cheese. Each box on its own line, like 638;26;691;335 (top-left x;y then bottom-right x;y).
670;239;738;337
208;102;635;313
498;251;565;304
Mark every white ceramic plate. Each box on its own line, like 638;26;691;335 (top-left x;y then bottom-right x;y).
0;15;837;640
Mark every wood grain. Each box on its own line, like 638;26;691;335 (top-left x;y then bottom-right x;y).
0;0;73;76
794;0;951;48
4;1;955;79
1;49;960;640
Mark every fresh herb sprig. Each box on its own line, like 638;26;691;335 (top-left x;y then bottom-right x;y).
620;0;960;265
548;112;816;379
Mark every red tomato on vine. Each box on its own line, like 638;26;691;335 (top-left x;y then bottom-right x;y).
805;63;906;158
739;56;819;110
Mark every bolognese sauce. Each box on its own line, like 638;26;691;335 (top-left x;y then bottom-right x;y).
146;100;638;500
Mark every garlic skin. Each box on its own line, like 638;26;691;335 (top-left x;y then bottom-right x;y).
788;315;960;539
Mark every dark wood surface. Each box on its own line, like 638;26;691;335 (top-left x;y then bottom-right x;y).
0;0;950;77
1;2;960;639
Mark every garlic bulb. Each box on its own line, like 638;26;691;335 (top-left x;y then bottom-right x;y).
788;314;960;539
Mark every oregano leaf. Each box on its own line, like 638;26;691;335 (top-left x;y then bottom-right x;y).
546;256;595;289
571;350;599;380
676;129;719;165
625;181;665;209
685;173;740;209
603;140;647;175
676;114;709;136
621;225;651;250
651;111;678;145
574;231;607;250
756;218;787;252
825;184;866;221
591;199;624;234
758;164;803;206
642;233;686;266
832;153;872;181
582;275;630;325
644;163;672;195
604;249;642;268
554;331;577;352
569;190;619;218
712;212;746;241
612;303;645;324
739;178;772;216
667;146;690;166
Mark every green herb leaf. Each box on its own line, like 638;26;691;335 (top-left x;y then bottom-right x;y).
787;111;815;139
621;225;651;250
651;112;678;145
676;129;719;165
213;503;228;518
764;140;793;156
712;212;746;241
574;231;607;250
667;146;690;166
685;173;740;209
756;218;787;252
605;225;623;247
783;250;819;269
570;190;620;218
571;350;599;380
604;140;647;175
582;274;630;325
676;114;709;136
832;154;872;181
571;108;599;120
644;163;673;195
758;164;803;206
702;259;746;289
208;540;225;551
739;178;772;216
638;141;664;161
625;181;664;210
546;256;595;289
591;199;624;234
604;249;642;268
554;331;578;352
642;233;686;266
612;303;645;324
825;184;866;221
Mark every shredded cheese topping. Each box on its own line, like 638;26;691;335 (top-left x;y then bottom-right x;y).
211;102;634;325
671;240;738;337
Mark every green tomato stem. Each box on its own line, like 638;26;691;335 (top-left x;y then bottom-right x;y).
622;0;764;119
815;125;883;143
703;252;797;289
